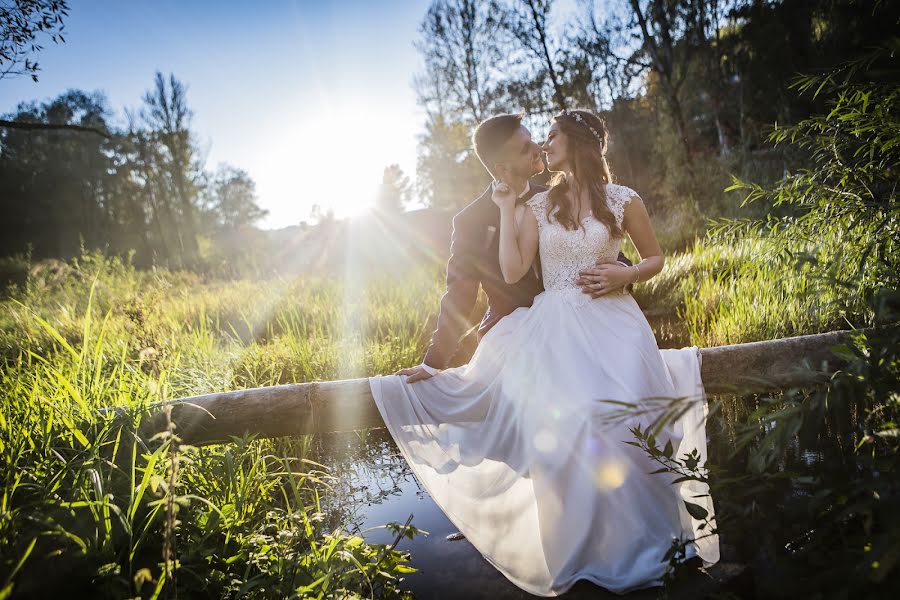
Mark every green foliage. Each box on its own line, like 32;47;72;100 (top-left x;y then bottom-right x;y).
0;254;442;598
725;39;899;296
415;115;489;211
702;308;898;598
632;40;900;597
0;74;270;269
0;0;69;82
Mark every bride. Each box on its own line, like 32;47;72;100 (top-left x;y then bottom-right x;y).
369;109;718;596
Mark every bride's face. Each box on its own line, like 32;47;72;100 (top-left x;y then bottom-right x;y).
542;123;569;172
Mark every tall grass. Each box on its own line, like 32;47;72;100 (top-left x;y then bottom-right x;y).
0;255;439;598
0;225;880;597
632;233;873;348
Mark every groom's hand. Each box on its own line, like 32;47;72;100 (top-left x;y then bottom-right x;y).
576;258;631;298
396;365;434;383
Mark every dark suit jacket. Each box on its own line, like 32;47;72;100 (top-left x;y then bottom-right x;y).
422;182;630;369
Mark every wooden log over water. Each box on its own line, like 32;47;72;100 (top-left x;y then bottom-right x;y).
698;328;855;394
142;329;861;446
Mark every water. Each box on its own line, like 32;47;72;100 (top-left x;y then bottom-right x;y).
308;386;856;598
314;429;711;599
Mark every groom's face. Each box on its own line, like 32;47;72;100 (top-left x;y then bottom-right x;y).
494;126;544;182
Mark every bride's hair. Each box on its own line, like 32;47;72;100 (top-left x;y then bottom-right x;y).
546;110;621;237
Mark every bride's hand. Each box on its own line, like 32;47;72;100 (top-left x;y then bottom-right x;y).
576;261;634;298
491;180;517;210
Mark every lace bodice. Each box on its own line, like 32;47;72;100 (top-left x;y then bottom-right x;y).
526;183;635;292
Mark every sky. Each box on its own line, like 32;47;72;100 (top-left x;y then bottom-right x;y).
0;0;432;228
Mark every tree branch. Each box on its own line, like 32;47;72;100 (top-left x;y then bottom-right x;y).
0;119;114;139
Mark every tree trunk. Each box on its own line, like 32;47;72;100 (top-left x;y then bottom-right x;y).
127;328;879;446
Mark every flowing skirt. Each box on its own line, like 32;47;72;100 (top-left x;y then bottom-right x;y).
369;289;719;596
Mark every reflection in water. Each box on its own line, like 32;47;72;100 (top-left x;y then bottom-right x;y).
314;429;684;599
310;383;851;598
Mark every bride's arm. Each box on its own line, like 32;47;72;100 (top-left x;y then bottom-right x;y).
495;193;539;284
622;195;664;282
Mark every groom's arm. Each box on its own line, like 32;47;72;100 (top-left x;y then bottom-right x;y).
616;253;635;294
575;252;635;296
422;212;481;370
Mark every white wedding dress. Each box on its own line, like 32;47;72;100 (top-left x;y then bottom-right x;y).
369;184;719;596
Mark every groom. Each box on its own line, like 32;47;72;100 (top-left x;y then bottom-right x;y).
399;113;631;383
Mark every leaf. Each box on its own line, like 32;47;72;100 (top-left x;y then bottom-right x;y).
1;537;37;597
684;501;709;520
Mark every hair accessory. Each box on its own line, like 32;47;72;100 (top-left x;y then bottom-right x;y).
560;109;604;146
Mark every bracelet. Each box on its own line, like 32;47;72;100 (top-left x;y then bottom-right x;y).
632;264;641;283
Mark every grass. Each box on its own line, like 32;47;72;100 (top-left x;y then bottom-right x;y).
632;233;873;347
0;253;439;598
0;236;876;597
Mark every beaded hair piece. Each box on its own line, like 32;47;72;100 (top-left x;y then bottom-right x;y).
560;109;604;146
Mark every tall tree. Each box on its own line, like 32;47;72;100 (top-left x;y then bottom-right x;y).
414;0;506;124
502;0;568;112
0;1;110;138
415;0;505;209
625;0;697;162
571;0;649;110
416;114;488;210
134;72;202;267
0;90;122;258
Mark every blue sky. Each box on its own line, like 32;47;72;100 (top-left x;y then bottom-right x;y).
0;0;432;228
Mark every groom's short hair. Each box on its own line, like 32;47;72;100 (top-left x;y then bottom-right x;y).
473;113;523;177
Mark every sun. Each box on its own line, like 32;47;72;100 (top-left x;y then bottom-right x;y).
298;117;380;218
248;98;419;228
265;104;416;223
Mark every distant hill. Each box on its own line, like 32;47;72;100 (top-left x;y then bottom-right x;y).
230;207;456;275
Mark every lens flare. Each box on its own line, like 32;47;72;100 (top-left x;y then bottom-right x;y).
533;429;558;453
594;460;627;491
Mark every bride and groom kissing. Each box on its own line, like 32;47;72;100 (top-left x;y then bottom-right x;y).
368;110;719;596
400;112;634;383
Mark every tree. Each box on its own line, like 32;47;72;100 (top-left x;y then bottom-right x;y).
375;164;412;213
0;90;126;258
0;0;68;82
132;72;203;267
414;1;508;210
416;114;488;210
502;0;568;113
205;165;267;229
414;0;506;125
0;1;112;138
625;0;699;163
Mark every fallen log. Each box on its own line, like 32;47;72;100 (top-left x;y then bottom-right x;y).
136;329;864;446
